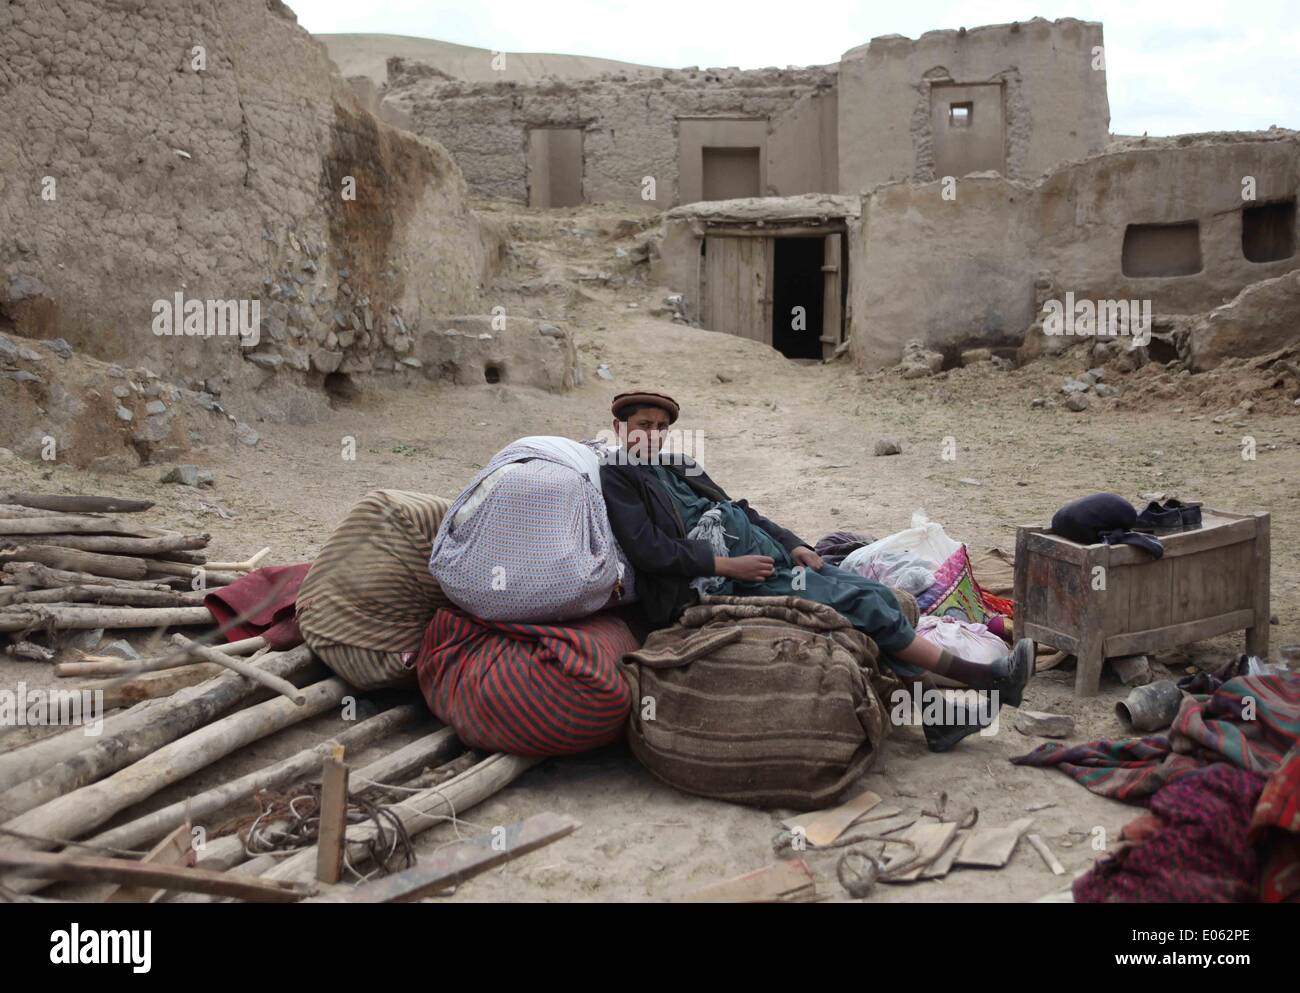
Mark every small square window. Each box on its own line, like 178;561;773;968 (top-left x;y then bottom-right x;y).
949;103;973;128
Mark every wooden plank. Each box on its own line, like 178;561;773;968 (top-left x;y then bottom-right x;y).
1025;833;1065;875
954;817;1034;868
820;232;842;348
1247;513;1271;658
702;224;847;237
677;859;817;903
0;850;313;902
1;494;154;514
316;746;349;885
1104;516;1257;565
1025;531;1088;566
103;821;195;903
319;813;581;903
781;790;881;848
1103;609;1255;657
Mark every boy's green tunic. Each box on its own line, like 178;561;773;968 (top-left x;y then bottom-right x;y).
649;465;920;673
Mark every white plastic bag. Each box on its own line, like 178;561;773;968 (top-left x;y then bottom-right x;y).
841;511;960;595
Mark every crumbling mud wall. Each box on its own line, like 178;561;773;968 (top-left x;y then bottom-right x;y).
852;131;1300;369
838;18;1110;193
382;62;838;208
0;0;493;412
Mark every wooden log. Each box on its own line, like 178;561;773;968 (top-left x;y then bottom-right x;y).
0;515;162;538
343;728;461;796
2;563;172;591
18;533;209;557
203;547;271;573
75;663;225;710
316;746;349;885
102;822;195;903
0;605;213;632
11;586;206;608
143;560;241;585
262;753;541;885
0;504;69;518
4;641;55;662
0;672;344;846
0;850;312;902
88;703;426;854
1;493;154;514
52;635;269;680
0;545;150;579
0;645;317;830
170;634;305;706
0;696;172;793
311;813;580;903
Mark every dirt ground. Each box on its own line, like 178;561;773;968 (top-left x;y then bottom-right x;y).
3;201;1297;902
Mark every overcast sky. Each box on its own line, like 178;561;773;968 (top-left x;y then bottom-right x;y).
290;0;1299;136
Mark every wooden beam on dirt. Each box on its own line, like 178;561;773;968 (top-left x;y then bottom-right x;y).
0;604;213;632
170;634;304;705
0;645;317;832
316;746;349;885
88;703;426;854
142;560;241;585
74;663;225;710
1;494;155;515
11;585;206;608
0;671;343;847
344;728;461;796
262;753;540;885
19;533;209;557
2;563;173;591
102;822;195;903
0;545;151;580
313;813;581;903
203;547;271;573
0;515;164;538
0;850;312;902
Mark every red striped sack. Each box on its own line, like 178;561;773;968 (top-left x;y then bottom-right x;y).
415;608;638;758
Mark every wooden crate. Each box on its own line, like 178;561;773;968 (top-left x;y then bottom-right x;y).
1012;510;1270;696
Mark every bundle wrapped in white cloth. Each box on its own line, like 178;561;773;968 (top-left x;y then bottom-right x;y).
429;436;634;622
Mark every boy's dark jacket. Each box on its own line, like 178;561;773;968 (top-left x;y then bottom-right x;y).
600;454;808;629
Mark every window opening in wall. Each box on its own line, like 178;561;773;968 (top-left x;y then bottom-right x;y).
1242;199;1296;263
949;102;972;128
1121;221;1203;278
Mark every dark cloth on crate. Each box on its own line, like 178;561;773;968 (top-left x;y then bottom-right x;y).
1073;764;1267;903
1050;492;1163;559
204;563;311;649
599;455;807;629
621;595;902;810
814;530;878;566
296;489;453;689
415;608;638;758
1012;672;1300;801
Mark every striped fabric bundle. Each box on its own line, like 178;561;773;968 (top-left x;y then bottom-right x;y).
429;437;631;623
415;608;638;757
297;489;452;689
622;595;902;810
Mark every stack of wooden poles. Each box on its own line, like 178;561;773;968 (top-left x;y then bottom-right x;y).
0;492;561;903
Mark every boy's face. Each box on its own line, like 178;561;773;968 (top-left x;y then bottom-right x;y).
614;406;672;460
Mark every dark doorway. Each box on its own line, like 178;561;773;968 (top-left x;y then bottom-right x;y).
771;237;825;359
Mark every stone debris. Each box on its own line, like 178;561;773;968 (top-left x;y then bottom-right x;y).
161;465;215;488
873;439;902;456
1015;710;1075;738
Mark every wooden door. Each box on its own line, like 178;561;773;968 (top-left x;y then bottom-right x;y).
702;235;772;345
820;233;842;356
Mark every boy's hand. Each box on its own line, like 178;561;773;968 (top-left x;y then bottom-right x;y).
791;546;824;571
715;555;776;582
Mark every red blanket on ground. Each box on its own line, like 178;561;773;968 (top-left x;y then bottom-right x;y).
204;563;311;649
415;608;638;758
